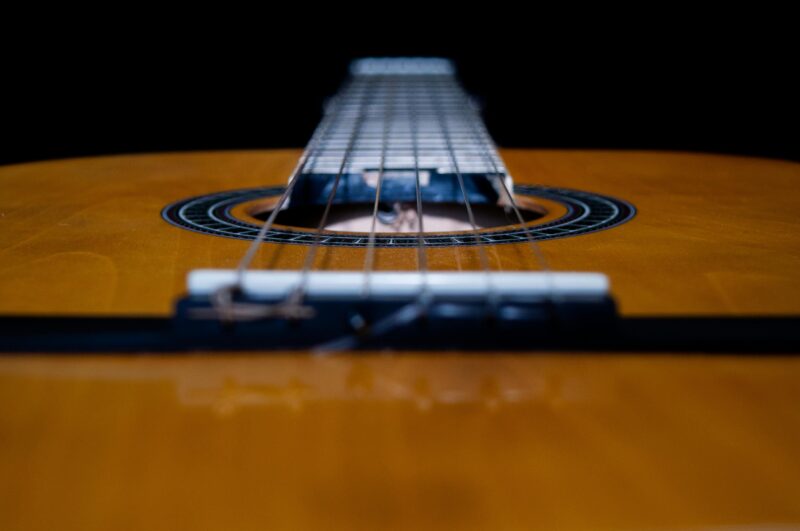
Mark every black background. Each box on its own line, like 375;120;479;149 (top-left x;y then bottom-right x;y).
2;13;796;166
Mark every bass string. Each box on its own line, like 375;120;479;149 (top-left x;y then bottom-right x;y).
284;74;379;308
221;67;545;319
315;74;491;349
211;79;368;319
230;84;348;285
207;88;347;319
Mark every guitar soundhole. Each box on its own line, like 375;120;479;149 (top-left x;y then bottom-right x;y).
161;185;635;247
253;201;544;233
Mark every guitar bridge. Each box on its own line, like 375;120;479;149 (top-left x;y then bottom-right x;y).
174;270;618;350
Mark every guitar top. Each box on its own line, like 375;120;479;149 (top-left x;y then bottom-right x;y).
1;58;799;530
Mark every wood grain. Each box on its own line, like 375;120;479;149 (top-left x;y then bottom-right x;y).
1;149;799;317
1;150;800;529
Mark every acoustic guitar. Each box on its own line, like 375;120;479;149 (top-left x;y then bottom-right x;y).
1;57;799;530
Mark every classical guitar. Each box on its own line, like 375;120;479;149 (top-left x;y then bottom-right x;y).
1;58;799;530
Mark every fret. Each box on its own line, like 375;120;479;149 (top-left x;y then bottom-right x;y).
301;58;504;176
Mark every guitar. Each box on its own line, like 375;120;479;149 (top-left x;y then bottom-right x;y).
1;57;799;530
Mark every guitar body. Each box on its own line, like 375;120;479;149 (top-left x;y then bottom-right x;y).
3;148;800;318
1;149;800;529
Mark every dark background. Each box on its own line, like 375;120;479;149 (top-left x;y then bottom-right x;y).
2;14;796;165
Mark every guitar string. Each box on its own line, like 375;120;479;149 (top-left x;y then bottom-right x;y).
219;66;543;321
410;77;430;303
314;71;509;350
430;80;495;300
207;87;346;319
213;79;370;319
362;77;394;297
282;74;377;310
456;89;553;275
315;75;432;350
229;83;350;283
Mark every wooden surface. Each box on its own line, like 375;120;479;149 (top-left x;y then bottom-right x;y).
1;149;800;317
1;149;800;529
1;353;800;530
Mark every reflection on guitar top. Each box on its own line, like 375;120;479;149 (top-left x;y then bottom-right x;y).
3;354;799;416
0;355;594;415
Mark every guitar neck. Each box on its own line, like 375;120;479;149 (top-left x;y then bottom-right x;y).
300;57;506;178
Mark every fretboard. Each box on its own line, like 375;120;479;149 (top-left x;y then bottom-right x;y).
300;58;506;177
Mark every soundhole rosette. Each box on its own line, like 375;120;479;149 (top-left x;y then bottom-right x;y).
161;185;635;247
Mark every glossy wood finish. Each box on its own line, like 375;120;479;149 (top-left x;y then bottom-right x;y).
1;353;800;530
1;150;800;529
1;149;800;317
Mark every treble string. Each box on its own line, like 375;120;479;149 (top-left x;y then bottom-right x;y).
410;78;430;303
362;77;394;297
431;80;495;301
457;91;552;275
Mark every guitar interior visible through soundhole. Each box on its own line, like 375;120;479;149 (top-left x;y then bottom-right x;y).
251;199;545;233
